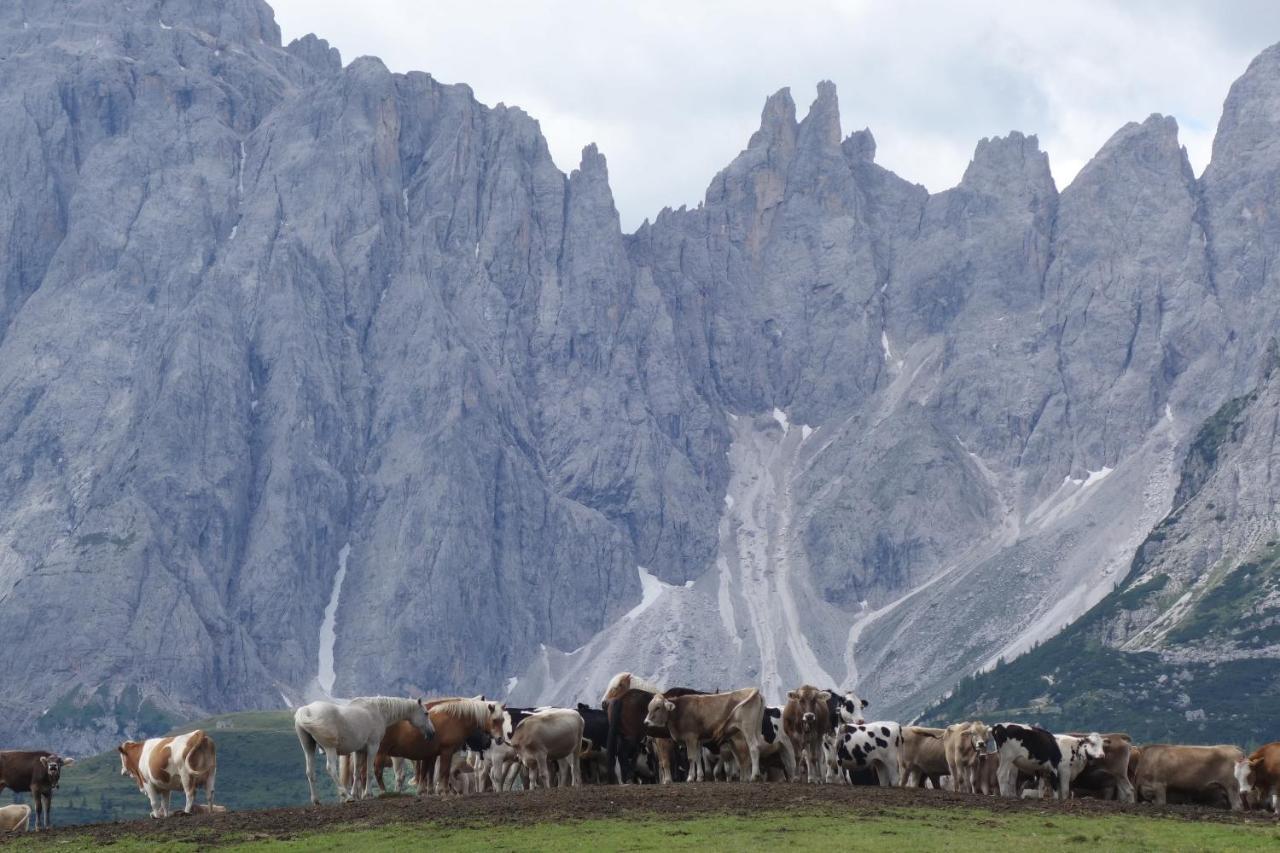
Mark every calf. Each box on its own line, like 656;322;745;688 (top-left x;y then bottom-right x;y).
943;722;992;793
783;686;831;783
1235;741;1280;813
0;751;72;830
644;688;766;782
899;726;948;788
510;708;585;789
118;731;217;818
1136;744;1245;810
0;804;30;832
834;722;902;786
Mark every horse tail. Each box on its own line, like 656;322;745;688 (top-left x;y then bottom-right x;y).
606;697;624;784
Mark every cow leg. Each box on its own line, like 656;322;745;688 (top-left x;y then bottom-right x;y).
682;737;703;782
144;783;165;819
1114;773;1134;804
746;738;763;783
183;776;198;814
1228;785;1243;812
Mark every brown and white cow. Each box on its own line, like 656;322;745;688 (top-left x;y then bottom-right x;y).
1135;744;1245;810
509;708;586;789
0;751;72;830
899;726;948;788
1235;741;1280;813
118;730;217;818
644;688;766;782
943;722;992;793
0;804;30;832
1067;732;1135;802
783;686;831;783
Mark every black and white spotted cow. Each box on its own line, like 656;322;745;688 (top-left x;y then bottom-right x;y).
991;724;1102;800
826;689;869;726
834;722;902;786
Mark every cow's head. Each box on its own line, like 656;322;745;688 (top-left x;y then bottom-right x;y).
1235;757;1261;801
644;694;675;730
1077;732;1105;762
836;691;869;725
967;722;995;756
409;698;436;742
787;686;831;733
118;742;144;788
39;755;68;788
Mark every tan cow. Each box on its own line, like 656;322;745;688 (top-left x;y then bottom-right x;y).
644;688;766;782
943;721;993;793
1067;732;1135;802
1235;741;1280;813
1135;744;1245;810
900;726;948;788
118;730;217;818
783;686;831;783
0;804;30;832
509;708;585;789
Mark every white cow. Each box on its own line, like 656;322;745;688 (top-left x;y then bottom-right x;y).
118;730;217;818
0;804;30;832
509;708;585;789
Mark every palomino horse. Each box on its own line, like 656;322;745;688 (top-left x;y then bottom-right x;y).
360;697;505;795
600;672;660;706
294;696;434;803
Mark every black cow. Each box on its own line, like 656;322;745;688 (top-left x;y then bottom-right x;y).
0;751;71;831
991;724;1063;798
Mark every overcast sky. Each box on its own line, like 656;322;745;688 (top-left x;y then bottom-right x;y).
270;1;1280;230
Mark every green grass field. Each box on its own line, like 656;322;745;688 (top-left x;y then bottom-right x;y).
7;808;1280;852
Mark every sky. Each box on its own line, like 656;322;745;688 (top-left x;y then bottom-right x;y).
270;1;1280;231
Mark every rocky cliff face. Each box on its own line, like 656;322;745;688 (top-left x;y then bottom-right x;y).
2;1;1279;752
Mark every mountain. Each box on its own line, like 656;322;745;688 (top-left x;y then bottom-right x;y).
1;1;1278;753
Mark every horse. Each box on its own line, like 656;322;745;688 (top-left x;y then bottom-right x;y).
294;696;434;804
359;697;505;796
601;672;660;706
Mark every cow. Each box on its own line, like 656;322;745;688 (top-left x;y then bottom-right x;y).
509;708;585;789
943;722;992;793
0;751;73;830
118;731;217;818
1236;742;1280;813
644;688;766;782
899;726;948;788
720;706;794;782
783;686;831;783
1066;732;1135;802
1135;744;1245;810
576;703;612;784
0;804;30;832
827;689;869;726
991;724;1101;800
834;722;903;786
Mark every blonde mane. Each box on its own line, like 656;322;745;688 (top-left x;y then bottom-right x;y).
429;698;500;726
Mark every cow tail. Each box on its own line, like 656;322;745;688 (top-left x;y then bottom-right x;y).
606;698;623;784
184;730;216;775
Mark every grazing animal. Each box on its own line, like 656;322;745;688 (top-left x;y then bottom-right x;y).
0;804;30;832
0;751;72;830
991;724;1101;800
783;686;831;783
829;690;869;725
644;688;767;782
604;687;704;784
834;722;902;786
1135;744;1245;810
1066;732;1135;802
369;697;505;795
1236;741;1280;813
294;696;434;803
899;726;948;788
510;708;586;789
118;731;217;818
943;722;993;793
576;703;612;783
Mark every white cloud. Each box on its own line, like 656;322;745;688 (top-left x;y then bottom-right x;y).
269;0;1280;229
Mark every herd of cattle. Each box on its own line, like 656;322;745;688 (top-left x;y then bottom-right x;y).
3;673;1280;831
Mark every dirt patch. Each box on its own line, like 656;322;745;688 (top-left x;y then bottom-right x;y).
11;783;1279;847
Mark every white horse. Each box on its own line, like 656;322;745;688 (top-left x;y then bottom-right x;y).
294;696;434;803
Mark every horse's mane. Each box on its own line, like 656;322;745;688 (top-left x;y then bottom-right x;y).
430;698;499;726
603;672;659;701
349;695;421;722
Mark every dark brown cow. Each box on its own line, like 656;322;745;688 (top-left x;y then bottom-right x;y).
0;751;72;831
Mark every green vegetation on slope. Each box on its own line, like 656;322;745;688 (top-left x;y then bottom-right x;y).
48;711;314;825
9;808;1280;852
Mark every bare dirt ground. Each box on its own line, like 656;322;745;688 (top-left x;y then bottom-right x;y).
9;783;1278;847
